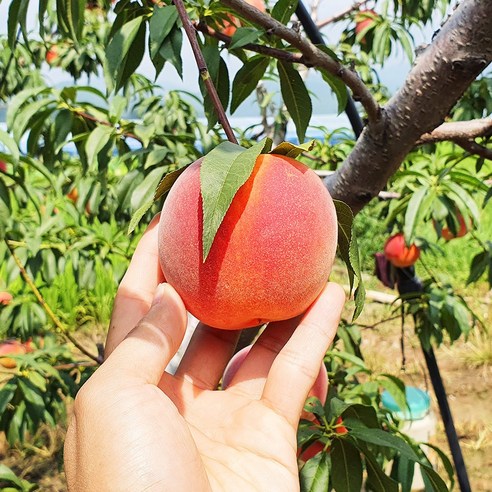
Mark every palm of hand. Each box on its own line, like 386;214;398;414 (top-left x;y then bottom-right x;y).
164;378;299;491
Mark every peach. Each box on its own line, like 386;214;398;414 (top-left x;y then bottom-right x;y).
0;341;26;369
384;233;420;268
0;292;13;305
67;187;79;204
0;160;6;173
440;213;468;241
46;46;58;65
221;0;266;38
355;9;377;43
298;440;325;463
158;153;338;330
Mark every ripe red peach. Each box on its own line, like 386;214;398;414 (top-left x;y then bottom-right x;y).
221;0;266;37
158;153;338;330
0;160;7;173
384;233;420;268
0;292;13;305
0;341;26;369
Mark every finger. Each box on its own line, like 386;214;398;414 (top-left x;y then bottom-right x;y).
105;214;164;357
174;323;240;390
104;283;187;385
262;283;345;427
225;316;301;399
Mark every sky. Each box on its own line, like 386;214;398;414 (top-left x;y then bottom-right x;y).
0;0;449;119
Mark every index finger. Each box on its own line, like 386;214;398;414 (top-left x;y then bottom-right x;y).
261;282;346;427
105;214;165;358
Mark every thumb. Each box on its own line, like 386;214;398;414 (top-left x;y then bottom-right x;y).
104;283;188;385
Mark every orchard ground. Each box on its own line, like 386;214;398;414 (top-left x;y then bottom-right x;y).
1;257;490;491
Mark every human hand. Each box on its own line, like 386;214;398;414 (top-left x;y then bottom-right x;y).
64;215;346;492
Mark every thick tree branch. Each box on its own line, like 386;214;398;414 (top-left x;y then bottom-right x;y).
325;0;492;213
417;118;492;144
220;0;381;124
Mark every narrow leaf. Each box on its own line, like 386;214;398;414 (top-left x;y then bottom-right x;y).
229;27;264;50
201;139;272;261
231;55;269;114
277;59;312;143
154;163;191;200
299;451;331;492
271;0;299;25
270;140;315;158
331;439;363;492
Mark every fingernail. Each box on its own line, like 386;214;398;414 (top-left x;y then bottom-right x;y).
153;283;168;305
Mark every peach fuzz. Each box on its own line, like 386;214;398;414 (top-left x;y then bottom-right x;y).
384;233;420;268
158;153;338;330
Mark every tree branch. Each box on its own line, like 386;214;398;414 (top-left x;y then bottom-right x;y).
220;0;381;124
454;139;492;160
417;118;492;144
173;0;238;144
194;21;307;65
325;0;492;213
317;1;370;29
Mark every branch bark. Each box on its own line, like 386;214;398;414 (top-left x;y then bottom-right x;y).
417;118;492;144
317;1;370;29
220;0;381;124
324;0;492;213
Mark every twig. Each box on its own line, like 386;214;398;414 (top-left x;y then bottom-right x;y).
194;21;308;65
54;361;98;371
5;239;103;364
221;0;381;125
454;139;492;160
417;118;492;144
173;0;238;144
354;314;401;329
317;1;370;29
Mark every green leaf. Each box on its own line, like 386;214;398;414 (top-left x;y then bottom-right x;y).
378;374;408;416
0;130;20;163
231;55;269;114
403;185;429;243
201;139;272;261
360;444;399;492
271;0;299;25
467;250;488;284
299;451;331;492
154;163;192;201
331;438;363;492
128;199;154;235
421;465;449;492
229;27;264;50
391;456;415;492
131;167;167;211
421;443;455;488
341;404;380;429
158;25;183;79
85;126;115;169
106;15;146;92
277;59;312;143
349;426;421;463
0;379;18;416
269;140;315;158
333;200;365;320
149;5;179;60
12;98;55;143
